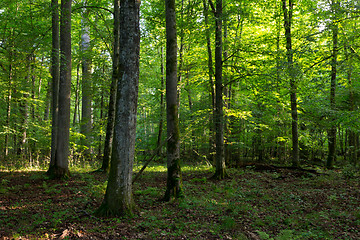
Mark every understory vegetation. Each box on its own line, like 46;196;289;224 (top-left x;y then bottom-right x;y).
1;162;359;239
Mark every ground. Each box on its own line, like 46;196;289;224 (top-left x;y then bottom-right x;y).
0;163;359;239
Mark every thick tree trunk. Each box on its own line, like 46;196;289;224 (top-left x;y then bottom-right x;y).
80;7;93;158
99;0;120;172
282;0;299;167
96;0;140;216
48;0;71;179
163;0;183;201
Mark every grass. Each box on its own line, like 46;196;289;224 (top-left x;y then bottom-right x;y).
0;162;359;239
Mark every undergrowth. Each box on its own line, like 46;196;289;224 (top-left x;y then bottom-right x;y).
0;163;359;239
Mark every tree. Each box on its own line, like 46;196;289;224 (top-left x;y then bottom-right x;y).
163;0;183;201
80;2;93;158
208;0;227;179
326;0;339;169
96;0;140;216
98;0;120;172
47;0;72;179
282;0;299;167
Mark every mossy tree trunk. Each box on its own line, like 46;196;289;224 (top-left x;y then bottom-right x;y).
96;0;140;217
163;0;183;201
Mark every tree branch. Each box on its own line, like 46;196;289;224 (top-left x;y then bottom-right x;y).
72;6;113;15
208;0;215;13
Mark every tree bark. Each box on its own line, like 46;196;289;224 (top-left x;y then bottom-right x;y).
209;0;227;179
163;0;183;201
96;0;140;217
156;46;165;154
80;6;93;158
202;0;215;164
98;0;120;172
327;1;339;169
48;0;72;179
48;0;60;172
282;0;299;167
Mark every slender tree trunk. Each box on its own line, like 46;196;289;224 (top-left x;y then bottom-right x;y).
203;0;215;164
209;0;227;179
156;46;165;154
48;0;60;169
48;0;72;179
163;0;183;201
96;0;140;216
327;1;339;169
73;64;80;125
80;6;93;158
99;0;120;172
282;0;299;167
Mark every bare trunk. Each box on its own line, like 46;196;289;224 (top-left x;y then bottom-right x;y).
48;0;72;179
99;0;120;172
327;4;338;169
49;0;60;169
80;7;93;157
203;0;215;164
96;0;140;216
163;0;183;201
282;0;299;167
210;0;227;179
156;46;165;154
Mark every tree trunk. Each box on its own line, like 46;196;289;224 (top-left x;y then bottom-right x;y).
282;0;299;167
96;0;140;217
327;1;339;169
203;0;215;164
163;0;183;201
73;64;80;125
48;0;72;179
80;6;93;158
48;0;60;171
99;0;120;172
209;0;227;179
156;46;165;155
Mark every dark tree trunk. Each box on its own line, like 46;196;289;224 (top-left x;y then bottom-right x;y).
99;0;120;172
282;0;299;167
203;0;215;164
48;0;60;171
163;0;183;201
156;46;165;154
209;0;227;179
327;1;339;169
48;0;72;179
96;0;140;217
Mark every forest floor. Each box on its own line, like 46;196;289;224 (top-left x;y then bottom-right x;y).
0;162;360;239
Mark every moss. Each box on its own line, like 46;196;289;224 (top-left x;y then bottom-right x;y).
162;158;184;201
210;167;229;180
95;200;135;218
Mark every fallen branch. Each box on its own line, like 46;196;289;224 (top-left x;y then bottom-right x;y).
132;135;171;184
